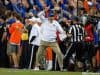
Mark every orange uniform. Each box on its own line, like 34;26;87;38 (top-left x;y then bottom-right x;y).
46;47;53;60
46;47;53;70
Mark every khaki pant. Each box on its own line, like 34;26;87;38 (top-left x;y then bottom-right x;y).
36;40;63;69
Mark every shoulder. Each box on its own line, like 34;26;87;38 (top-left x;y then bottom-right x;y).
18;21;24;25
53;20;59;23
32;24;38;29
11;22;16;26
14;21;24;27
70;25;74;28
53;20;60;26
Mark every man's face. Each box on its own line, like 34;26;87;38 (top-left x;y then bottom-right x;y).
48;16;54;22
73;20;77;24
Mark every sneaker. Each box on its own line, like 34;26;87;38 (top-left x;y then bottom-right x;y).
60;68;65;72
46;60;52;71
33;67;40;71
46;66;52;71
13;65;19;69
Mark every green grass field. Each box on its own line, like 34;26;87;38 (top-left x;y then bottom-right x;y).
0;68;99;75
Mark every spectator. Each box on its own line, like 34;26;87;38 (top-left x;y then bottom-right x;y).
0;15;9;68
7;13;24;68
28;18;42;69
84;19;95;71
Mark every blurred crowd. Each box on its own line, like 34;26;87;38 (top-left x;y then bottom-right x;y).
0;0;100;72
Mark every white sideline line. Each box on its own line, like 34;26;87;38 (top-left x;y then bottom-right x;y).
82;72;100;75
0;69;33;72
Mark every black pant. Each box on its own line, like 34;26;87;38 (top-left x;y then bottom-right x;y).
19;41;39;69
84;42;95;63
64;42;84;69
0;40;9;68
19;41;29;68
29;44;39;68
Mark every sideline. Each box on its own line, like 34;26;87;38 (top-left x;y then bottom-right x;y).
82;72;100;75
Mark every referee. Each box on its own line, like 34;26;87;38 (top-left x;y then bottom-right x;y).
65;16;85;71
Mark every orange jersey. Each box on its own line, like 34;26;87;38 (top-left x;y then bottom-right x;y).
9;22;24;44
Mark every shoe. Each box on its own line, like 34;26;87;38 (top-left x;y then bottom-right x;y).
60;68;65;72
46;60;52;71
46;65;52;71
33;67;40;71
13;65;19;69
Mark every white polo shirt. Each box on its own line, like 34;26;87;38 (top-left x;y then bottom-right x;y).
29;23;41;46
41;20;64;42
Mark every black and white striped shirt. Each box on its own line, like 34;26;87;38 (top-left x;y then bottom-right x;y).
69;24;85;42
